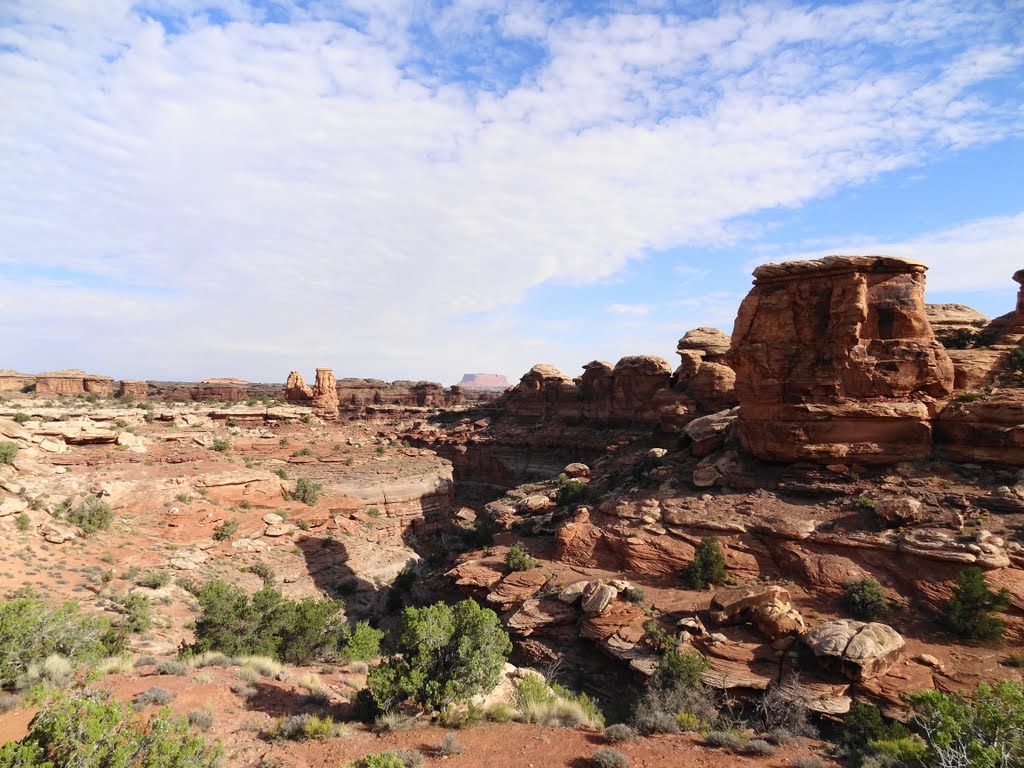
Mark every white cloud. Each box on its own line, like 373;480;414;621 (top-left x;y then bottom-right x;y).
607;303;655;316
0;0;1021;381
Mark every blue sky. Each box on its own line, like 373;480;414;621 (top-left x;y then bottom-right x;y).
1;0;1023;385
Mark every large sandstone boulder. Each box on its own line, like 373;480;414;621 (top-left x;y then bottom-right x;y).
729;256;954;464
284;371;314;404
677;327;731;363
801;619;905;681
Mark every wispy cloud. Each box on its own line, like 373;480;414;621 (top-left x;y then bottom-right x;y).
607;303;655;316
0;0;1021;380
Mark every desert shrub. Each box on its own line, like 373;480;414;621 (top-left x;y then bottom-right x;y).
0;690;220;768
271;713;339;741
941;566;1011;641
373;710;420;733
840;701;913;761
342;620;384;661
292;448;313;457
290;477;322;506
213;519;238;541
592;748;630;768
789;759;826;768
620;587;646;604
272;467;288;480
905;681;1024;768
604;723;637;744
0;442;17;465
15;513;30;532
64;495;114;534
744;739;778;756
512;675;604;727
367;599;511;711
437;731;464;756
211;439;230;452
0;693;20;713
136;570;171;589
187;708;214;731
249;560;275;584
634;648;715;734
11;413;29;424
134;686;177;706
869;736;928;764
361;753;404;768
705;729;747;749
841;578;888;620
682;536;727;589
855;495;877;511
756;676;817;737
1007;346;1024;374
0;598;114;688
186;579;346;664
506;541;541;572
555;478;587;506
154;659;188;676
1005;653;1024;668
17;655;74;689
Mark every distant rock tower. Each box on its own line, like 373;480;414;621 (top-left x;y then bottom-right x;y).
728;255;954;464
312;368;339;419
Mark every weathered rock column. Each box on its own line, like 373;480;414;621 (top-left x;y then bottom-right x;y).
728;255;954;464
312;367;340;419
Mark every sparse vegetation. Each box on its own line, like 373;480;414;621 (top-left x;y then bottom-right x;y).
63;495;114;534
634;648;715;735
604;723;637;744
270;713;343;741
0;441;18;465
437;732;464;756
681;536;727;590
289;477;323;506
292;447;313;457
136;569;171;589
592;748;630;768
555;478;587;506
187;708;215;731
211;438;230;452
186;579;346;664
855;495;876;510
248;560;275;584
117;592;153;633
514;674;605;728
213;518;239;541
15;513;30;532
505;541;541;572
0;690;220;768
134;686;177;707
841;577;888;620
941;565;1011;641
367;599;511;712
11;413;29;424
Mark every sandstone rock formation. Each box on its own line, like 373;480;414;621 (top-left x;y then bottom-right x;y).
117;380;148;399
801;619;905;681
677;327;731;363
284;371;314;404
926;303;988;344
35;370;88;395
311;368;339;419
729;255;954;464
0;370;34;392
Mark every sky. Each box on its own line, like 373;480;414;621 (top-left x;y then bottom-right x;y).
1;0;1023;386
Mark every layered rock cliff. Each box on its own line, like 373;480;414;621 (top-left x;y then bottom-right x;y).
728;256;954;464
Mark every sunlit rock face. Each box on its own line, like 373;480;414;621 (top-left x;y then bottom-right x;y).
728;255;954;464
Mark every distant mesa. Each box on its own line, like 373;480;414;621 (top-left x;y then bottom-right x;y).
199;377;249;385
457;373;509;389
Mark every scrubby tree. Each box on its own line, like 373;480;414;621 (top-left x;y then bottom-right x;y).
368;599;511;711
941;566;1011;641
682;536;727;590
841;578;888;620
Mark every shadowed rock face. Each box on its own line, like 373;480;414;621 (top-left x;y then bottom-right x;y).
729;255;954;464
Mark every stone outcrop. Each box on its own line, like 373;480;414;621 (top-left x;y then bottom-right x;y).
284;371;314;404
83;375;114;396
677;327;731;363
117;380;148;399
0;370;34;392
336;378;455;408
729;256;954;464
983;268;1024;346
35;370;87;395
801;619;905;681
926;303;988;344
312;368;340;419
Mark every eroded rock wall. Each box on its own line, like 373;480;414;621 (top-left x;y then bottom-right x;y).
729;256;954;464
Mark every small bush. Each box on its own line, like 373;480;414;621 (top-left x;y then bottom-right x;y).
187;708;215;731
361;753;404;768
0;693;21;713
292;448;313;457
437;731;464;756
211;439;230;452
675;711;707;732
15;513;30;532
373;710;419;733
941;565;1011;641
743;739;777;756
342;621;384;661
271;713;339;741
556;479;587;506
682;536;727;589
154;659;189;676
789;758;826;768
64;495;114;534
290;477;323;506
620;587;646;604
604;723;637;743
705;730;747;749
1004;652;1024;668
11;413;29;424
272;467;288;480
855;495;876;510
134;686;176;707
213;519;238;541
592;748;630;768
0;441;18;465
1007;346;1024;374
485;701;515;722
506;541;541;572
136;570;171;589
249;561;275;584
842;578;888;620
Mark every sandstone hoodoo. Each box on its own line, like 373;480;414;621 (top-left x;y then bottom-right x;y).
284;370;314;404
729;255;955;464
311;367;340;419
